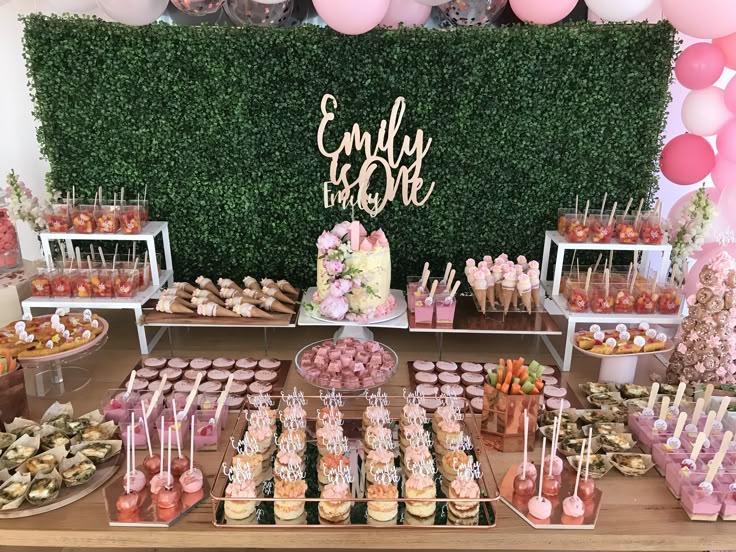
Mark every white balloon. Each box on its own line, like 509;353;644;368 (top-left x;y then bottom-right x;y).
49;0;99;13
98;0;168;25
681;86;733;137
585;0;655;22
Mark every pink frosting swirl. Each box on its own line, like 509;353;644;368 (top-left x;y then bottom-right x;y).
407;474;434;490
226;480;256;499
404;446;431;465
317;424;343;443
248;424;273;441
451;478;480;499
368;448;393;464
322;482;350;500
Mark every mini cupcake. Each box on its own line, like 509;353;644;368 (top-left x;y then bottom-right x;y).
316;424;344;456
232;452;264;486
404;472;436;520
362;405;390;431
318;453;350;486
434;419;462;458
366;448;394;484
278;427;307;457
366;483;399;524
448;478;480;525
273;450;305;482
401;445;432;474
245;424;274;455
316;406;343;430
399;424;425;453
224;479;257;520
438;449;469;483
281;404;307;424
318;482;352;525
257;406;278;431
363;425;392;453
400;403;427;429
212;357;235;370
274;479;308;521
432;404;458;433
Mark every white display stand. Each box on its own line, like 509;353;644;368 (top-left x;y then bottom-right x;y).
539;231;682;372
598;355;639;385
22;222;175;354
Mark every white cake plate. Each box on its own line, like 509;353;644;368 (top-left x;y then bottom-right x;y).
572;340;674;385
297;287;408;329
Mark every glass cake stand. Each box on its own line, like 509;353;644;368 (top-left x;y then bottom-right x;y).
20;317;109;398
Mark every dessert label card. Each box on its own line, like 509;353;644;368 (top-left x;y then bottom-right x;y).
317;94;435;218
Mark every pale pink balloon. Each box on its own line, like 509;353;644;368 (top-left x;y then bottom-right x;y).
380;0;430;28
675;43;725;90
509;0;577;24
713;32;736;69
725;76;736;114
681;86;732;136
707;176;736;243
711;154;736;192
683;243;736;297
666;187;721;232
716;118;736;163
314;0;390;34
661;0;736;39
98;0;168;25
660;133;716;185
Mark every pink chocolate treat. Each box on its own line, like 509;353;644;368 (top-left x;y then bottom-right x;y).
438;372;461;385
416;384;440;396
420;398;442;412
465;385;484;399
225;395;245;409
160;367;182;381
435;361;458;373
132;378;150;391
184;369;200;382
199;381;222;393
440;384;464;397
229;381;248;395
232;369;255;383
148;380;172;393
207;369;231;382
255;370;278;384
414;372;438;385
412;360;435;372
189;358;212;370
173;380;194;393
249;382;272;394
143;357;167;369
470;397;484;413
461;373;484;386
460;362;483;374
136;367;159;380
212;357;235;370
235;358;257;369
167;358;190;369
258;358;281;370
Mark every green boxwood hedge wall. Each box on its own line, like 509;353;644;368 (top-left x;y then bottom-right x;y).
22;16;676;287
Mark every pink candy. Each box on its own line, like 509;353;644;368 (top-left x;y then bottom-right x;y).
298;338;395;389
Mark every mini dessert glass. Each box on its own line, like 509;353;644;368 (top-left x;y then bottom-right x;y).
31;268;52;297
557;208;575;236
612;283;635;313
45;204;71;233
588;213;613;243
435;293;457;326
71;204;96;233
102;388;139;424
156;409;190;446
615;215;640;244
95;202;119;234
138;200;150;224
193;410;222;451
120;204;142;235
414;297;435;324
634;288;657;314
566;284;589;313
565;216;589;243
114;268;140;298
91;268;116;298
657;284;682;314
588;284;613;313
72;269;93;298
409;288;428;314
50;269;73;298
119;412;150;450
639;212;664;245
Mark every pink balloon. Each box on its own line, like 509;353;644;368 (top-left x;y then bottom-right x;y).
675;43;725;89
713;32;736;69
509;0;577;24
711;154;736;191
660;133;717;185
380;0;431;28
666;187;721;232
684;242;736;297
726;76;736;113
707;177;736;243
314;0;390;34
98;0;168;25
661;0;736;39
716;118;736;163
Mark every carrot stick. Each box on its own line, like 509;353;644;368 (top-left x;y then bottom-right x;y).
529;386;540;395
504;369;513;386
534;379;544;390
506;359;514;378
511;383;522;395
501;383;510;394
518;367;529;382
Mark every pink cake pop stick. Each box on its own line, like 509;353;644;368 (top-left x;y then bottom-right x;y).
172;401;183;457
522;409;528;479
159;416;165;477
585;428;592;481
140;399;153;457
167;426;173;487
573;439;585;497
190;415;195;472
125;425;131;495
538;437;547;499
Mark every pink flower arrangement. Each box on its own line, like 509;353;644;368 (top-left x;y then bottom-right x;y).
317;231;341;253
319;294;349;320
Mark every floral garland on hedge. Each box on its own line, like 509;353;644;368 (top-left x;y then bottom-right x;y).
669;186;716;286
4;170;59;233
310;221;390;321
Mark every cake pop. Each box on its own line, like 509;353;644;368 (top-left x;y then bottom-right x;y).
578;428;596;501
116;424;140;513
156;426;181;509
513;409;535;497
170;402;190;478
543;413;564;477
140;399;161;475
179;415;204;494
149;416;171;494
562;439;586;518
123;413;146;493
527;437;552;520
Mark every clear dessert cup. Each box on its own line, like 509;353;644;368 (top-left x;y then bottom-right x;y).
565;217;589;243
566;285;589;313
156;409;190;446
45;204;71;233
139;199;149;224
651;437;687;474
197;393;219;412
114;268;140;298
119;412;150;450
639;211;664;245
588;213;613;244
657;284;682;315
31;268;52;297
588;284;613;314
72;269;93;298
612;283;635;313
193;410;221;451
71;204;96;233
133;392;165;422
102;388;140;424
720;477;736;520
409;289;428;314
435;293;457;326
615;214;641;244
414;298;435;324
49;269;73;298
120;203;142;235
634;287;658;314
91;268;117;298
681;478;726;520
557;208;576;236
95;202;119;234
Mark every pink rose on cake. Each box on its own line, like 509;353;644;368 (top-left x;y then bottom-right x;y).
317;231;341;253
320;294;349;321
330;279;352;297
331;221;351;239
324;259;345;276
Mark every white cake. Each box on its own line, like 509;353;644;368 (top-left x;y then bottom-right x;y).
313;221;394;321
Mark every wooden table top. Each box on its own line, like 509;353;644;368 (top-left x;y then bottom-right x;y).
4;314;729;551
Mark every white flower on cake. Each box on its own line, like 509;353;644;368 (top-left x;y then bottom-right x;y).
310;221;394;322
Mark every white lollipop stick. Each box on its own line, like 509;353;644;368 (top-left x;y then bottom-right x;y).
140;400;153;457
167;426;172;487
585;428;592;481
125;424;131;495
146;374;168;419
159;416;164;476
124;370;137;398
214;374;234;425
574;439;585;498
172;401;183;457
180;372;203;421
190;415;195;471
538;437;547;500
522;409;528;479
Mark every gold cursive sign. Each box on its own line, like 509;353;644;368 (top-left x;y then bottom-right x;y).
317;94;435;218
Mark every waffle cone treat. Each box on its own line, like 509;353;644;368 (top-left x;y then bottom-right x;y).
219;288;242;299
262;286;295;305
156;297;193;315
195;276;220;297
225;295;262;308
174;281;196;294
517;274;532;314
277;279;299;297
242;276;261;291
472;280;487;314
196;302;239;318
162;287;192;300
233;303;274;319
217;278;242;292
192;289;226;307
261;297;295;315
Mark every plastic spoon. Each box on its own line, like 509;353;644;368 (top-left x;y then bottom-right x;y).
670;382;687;415
643;382;659;416
146;374;168;419
179;372;203;421
214;374;234;427
124;369;137;400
